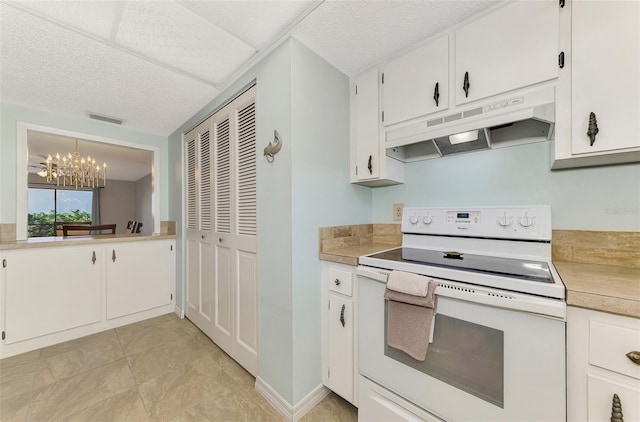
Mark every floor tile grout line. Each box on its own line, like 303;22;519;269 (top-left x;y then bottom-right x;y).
114;324;154;419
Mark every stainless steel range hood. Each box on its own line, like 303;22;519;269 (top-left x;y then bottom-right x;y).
386;87;555;162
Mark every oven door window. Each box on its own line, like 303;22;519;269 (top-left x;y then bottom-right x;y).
385;303;504;408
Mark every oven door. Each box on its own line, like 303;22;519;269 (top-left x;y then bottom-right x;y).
357;267;566;421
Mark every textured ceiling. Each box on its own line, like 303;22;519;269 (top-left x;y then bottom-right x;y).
0;0;502;137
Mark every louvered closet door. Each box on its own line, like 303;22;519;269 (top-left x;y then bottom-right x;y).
185;119;215;339
210;86;258;376
231;89;258;375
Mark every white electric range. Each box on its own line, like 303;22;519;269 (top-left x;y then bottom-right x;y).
357;205;566;421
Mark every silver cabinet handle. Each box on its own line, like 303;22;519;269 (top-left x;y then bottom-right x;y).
340;304;345;327
611;394;623;422
112;249;116;263
92;251;96;265
334;278;341;286
219;237;223;243
201;234;205;239
627;351;640;365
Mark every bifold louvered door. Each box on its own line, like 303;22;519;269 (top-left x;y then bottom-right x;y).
185;119;216;339
211;86;257;376
185;86;257;376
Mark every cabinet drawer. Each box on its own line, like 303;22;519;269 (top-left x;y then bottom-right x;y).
328;266;353;296
589;319;640;380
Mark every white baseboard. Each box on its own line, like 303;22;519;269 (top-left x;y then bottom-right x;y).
293;384;331;421
174;305;185;318
255;377;330;422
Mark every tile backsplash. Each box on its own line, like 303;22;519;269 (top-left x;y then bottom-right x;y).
552;230;640;268
319;224;401;252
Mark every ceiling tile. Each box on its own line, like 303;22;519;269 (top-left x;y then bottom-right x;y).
292;0;503;76
180;0;317;50
0;3;219;136
115;1;256;86
7;0;121;40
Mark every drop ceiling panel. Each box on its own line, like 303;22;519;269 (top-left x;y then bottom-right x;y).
115;1;256;86
9;0;121;40
180;0;317;50
292;0;503;75
0;3;218;136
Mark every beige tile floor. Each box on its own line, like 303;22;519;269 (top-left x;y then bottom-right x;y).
0;313;357;422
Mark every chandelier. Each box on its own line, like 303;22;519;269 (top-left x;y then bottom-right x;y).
39;140;107;189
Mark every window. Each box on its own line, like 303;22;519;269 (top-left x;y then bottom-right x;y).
27;188;93;237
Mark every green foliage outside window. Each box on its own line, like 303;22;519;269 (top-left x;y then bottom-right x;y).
28;209;91;237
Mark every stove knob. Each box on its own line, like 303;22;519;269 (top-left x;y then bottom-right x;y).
409;215;419;224
497;213;513;227
518;213;535;228
422;215;432;225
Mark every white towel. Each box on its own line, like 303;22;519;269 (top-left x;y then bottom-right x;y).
387;270;431;297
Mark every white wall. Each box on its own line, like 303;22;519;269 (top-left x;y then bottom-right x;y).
135;173;153;234
100;180;136;233
371;140;640;231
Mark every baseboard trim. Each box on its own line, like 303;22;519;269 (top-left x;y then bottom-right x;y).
293;384;331;421
174;305;185;318
255;377;330;422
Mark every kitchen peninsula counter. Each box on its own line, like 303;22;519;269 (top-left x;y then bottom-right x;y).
0;233;176;251
555;261;640;318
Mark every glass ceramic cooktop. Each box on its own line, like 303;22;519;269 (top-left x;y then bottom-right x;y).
367;247;552;283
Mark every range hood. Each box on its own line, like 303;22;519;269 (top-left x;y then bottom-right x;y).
386;86;555;162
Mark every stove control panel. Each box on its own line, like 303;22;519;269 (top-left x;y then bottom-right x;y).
446;211;481;224
402;206;552;241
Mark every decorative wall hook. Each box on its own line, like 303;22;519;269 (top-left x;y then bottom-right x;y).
264;130;282;163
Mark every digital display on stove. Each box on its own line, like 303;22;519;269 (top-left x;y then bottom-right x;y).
457;212;470;219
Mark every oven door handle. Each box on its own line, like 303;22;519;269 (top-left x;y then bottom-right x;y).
357;266;566;320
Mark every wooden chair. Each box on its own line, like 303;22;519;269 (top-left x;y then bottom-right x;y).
63;224;116;236
55;221;91;236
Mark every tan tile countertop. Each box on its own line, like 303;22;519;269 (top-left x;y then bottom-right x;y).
554;261;640;318
0;234;176;251
320;243;399;266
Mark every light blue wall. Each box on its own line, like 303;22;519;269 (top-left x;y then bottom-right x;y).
168;40;295;402
0;102;169;224
371;140;640;231
167;38;373;406
289;38;371;403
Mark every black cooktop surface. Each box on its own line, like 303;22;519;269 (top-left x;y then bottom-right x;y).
367;247;553;283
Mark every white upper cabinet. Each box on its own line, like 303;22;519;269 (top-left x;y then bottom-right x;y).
382;35;449;126
570;0;639;155
352;68;405;186
553;0;640;168
354;68;381;181
455;0;559;105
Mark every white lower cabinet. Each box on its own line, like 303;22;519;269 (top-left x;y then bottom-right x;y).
106;240;173;319
0;239;175;358
322;262;358;405
2;245;102;345
567;306;640;421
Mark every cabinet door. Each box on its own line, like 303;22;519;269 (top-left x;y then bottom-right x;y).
455;0;559;105
328;294;354;402
587;374;640;422
571;0;640;155
4;246;101;344
355;68;380;180
383;36;449;126
106;241;172;319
